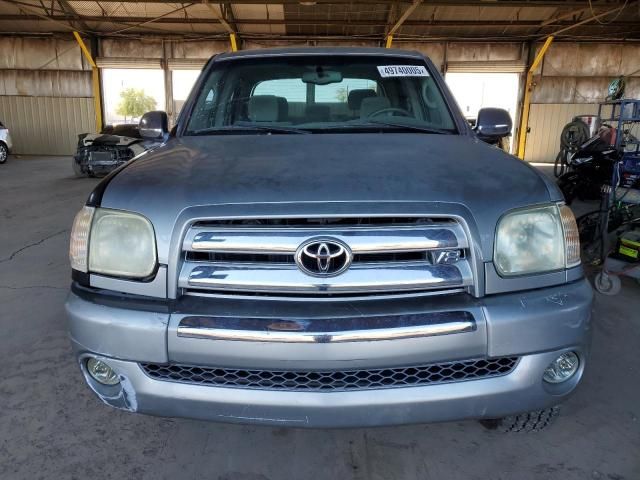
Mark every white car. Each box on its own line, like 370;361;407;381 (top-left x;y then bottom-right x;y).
0;121;12;164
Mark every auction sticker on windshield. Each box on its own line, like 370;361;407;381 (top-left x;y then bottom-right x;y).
377;65;429;77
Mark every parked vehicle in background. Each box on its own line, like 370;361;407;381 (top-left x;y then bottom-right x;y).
67;48;592;431
0;121;12;163
72;123;161;177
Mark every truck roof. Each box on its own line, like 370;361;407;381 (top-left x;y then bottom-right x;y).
214;46;426;62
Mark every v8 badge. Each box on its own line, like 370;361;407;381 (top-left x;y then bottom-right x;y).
430;249;461;265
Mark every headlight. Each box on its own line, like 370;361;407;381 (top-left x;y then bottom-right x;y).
494;204;580;276
89;209;157;278
69;206;157;279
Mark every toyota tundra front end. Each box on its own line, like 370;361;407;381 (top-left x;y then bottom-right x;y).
66;48;592;431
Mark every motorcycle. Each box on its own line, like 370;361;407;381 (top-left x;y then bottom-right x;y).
556;134;618;205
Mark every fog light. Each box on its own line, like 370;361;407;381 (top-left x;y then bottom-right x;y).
86;358;120;385
543;352;579;384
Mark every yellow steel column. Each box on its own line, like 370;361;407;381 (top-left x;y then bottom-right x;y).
517;36;553;160
229;33;239;52
385;35;393;48
73;31;102;131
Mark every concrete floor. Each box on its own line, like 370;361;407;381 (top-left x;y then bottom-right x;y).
1;156;639;480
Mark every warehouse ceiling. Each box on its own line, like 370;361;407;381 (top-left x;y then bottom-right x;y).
0;0;638;41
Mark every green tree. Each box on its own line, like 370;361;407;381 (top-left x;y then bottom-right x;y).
116;88;157;122
335;87;348;103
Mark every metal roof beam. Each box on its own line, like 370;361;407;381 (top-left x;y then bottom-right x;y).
203;2;234;33
387;0;423;37
24;0;627;5
546;1;637;36
2;14;639;28
220;2;238;32
57;0;90;30
538;6;591;26
215;0;624;4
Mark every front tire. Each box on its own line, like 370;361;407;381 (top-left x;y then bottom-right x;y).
479;406;560;433
594;272;621;296
0;143;8;164
72;157;85;177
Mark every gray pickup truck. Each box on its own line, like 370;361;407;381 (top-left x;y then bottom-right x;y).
66;47;592;431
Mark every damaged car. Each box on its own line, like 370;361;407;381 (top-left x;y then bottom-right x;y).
72;124;161;177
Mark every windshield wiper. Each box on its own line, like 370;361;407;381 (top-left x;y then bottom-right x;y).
354;120;454;135
190;123;310;136
234;122;311;134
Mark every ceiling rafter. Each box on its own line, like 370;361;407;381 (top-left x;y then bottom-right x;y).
546;1;635;36
539;6;592;26
6;0;625;5
2;13;638;29
383;1;398;36
220;2;237;31
0;0;638;40
56;0;90;30
387;0;422;37
203;1;234;33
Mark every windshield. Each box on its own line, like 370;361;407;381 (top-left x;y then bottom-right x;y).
185;56;457;135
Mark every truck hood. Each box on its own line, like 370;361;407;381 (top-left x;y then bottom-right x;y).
100;133;560;262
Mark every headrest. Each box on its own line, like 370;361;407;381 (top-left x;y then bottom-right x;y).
360;96;391;119
248;95;280;122
275;96;288;121
347;89;377;110
305;104;330;122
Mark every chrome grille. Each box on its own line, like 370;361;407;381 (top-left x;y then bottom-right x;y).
140;357;518;391
178;216;473;296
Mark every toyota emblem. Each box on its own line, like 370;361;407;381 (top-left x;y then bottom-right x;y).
295;238;352;277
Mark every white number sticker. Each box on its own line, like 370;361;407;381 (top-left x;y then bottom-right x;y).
377;65;429;78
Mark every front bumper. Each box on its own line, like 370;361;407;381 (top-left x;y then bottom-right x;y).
66;278;593;428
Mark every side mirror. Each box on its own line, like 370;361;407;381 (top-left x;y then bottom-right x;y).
475;108;512;143
139;111;169;140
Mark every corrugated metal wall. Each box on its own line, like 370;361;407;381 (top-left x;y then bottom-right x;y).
524;104;598;163
0;96;94;155
0;37;93;155
524;43;640;163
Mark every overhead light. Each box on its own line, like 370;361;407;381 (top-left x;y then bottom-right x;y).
300;1;317;5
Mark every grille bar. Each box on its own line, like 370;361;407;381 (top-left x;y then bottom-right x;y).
176;311;476;343
181;261;471;294
140;357;519;392
185;226;466;254
192;217;456;228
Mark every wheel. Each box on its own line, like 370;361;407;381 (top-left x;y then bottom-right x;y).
72;157;85;177
479;406;560;433
0;143;7;164
594;272;621;296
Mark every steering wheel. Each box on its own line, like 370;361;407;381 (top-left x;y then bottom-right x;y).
368;107;412;118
